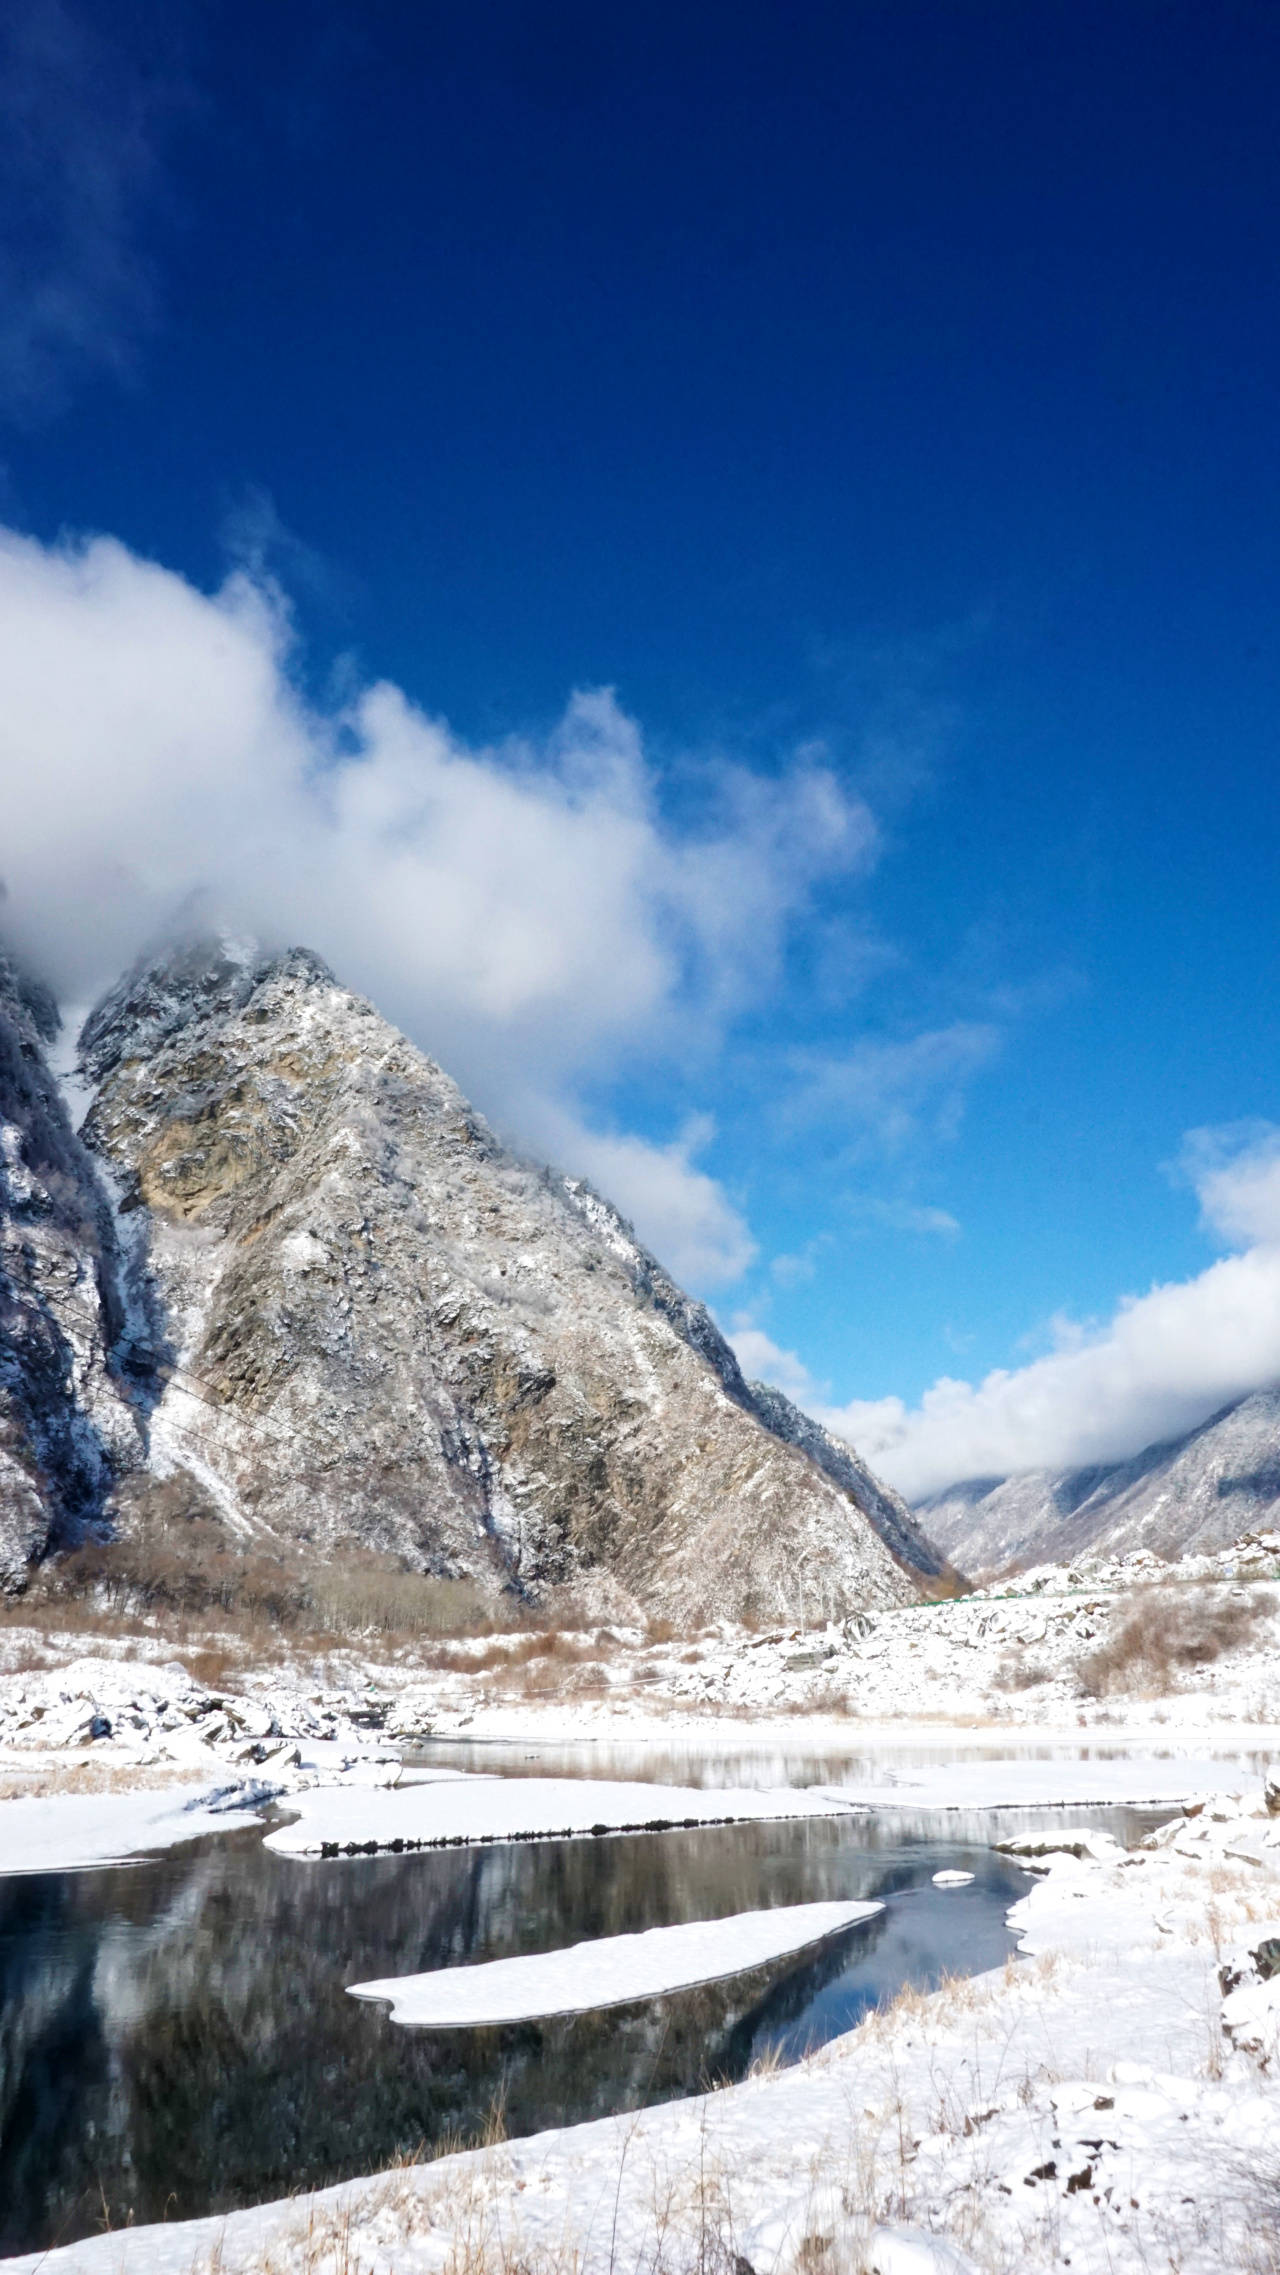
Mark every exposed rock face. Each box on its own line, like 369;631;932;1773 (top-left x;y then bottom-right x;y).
71;939;923;1623
745;1380;946;1577
0;956;141;1586
917;1385;1280;1574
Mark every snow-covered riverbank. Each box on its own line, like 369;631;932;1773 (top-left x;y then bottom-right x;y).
6;1775;1279;2275
2;1531;1279;1793
2;1534;1279;2271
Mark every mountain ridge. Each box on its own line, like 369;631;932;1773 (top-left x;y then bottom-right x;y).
916;1384;1280;1573
1;933;935;1623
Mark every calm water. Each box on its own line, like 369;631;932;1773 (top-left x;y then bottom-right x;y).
0;1790;1166;2256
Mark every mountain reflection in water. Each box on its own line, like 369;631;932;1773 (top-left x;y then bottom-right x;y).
0;1807;1119;2254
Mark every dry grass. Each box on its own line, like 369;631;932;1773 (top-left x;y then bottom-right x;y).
992;1652;1051;1691
0;1468;544;1680
431;1630;612;1676
1077;1582;1274;1696
0;1759;209;1800
916;1563;971;1603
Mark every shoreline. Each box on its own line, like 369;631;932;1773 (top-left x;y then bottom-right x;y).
4;1775;1277;2275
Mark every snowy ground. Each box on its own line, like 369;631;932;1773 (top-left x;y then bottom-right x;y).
3;1533;1280;1790
0;1777;272;1872
3;1532;1280;2272
6;1776;1280;2275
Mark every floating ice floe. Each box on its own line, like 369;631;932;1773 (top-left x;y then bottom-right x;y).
0;1780;273;1874
264;1772;858;1856
930;1869;974;1888
820;1756;1240;1813
348;1899;882;2026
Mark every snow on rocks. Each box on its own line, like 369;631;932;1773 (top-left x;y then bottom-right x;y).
0;1656;403;1778
348;1900;882;2027
974;1526;1280;1598
380;1528;1280;1738
1219;1922;1280;2061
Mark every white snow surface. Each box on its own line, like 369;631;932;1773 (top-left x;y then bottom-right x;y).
13;1781;1280;2275
0;1780;270;1873
265;1773;858;1856
349;1901;882;2027
820;1751;1258;1812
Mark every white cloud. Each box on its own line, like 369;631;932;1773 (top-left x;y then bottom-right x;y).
1181;1121;1280;1247
727;1326;816;1400
784;1023;1000;1152
849;1196;961;1239
525;1109;756;1288
0;524;874;1289
818;1123;1280;1499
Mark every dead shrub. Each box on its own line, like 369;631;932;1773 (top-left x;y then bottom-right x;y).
993;1652;1051;1690
0;1476;526;1669
1078;1583;1274;1697
917;1562;971;1603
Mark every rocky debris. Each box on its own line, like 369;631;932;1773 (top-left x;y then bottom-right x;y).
6;1521;1262;1753
513;1537;1277;1728
68;936;923;1624
0;954;142;1586
967;1527;1280;1599
1116;1797;1280;2065
0;1654;403;1777
919;1392;1280;1572
995;1829;1125;1867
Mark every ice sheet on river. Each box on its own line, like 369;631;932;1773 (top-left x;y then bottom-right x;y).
0;1780;270;1874
264;1772;856;1856
347;1899;882;2026
821;1751;1261;1813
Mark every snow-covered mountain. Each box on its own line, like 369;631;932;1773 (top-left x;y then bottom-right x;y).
0;954;141;1586
917;1385;1280;1574
0;935;934;1622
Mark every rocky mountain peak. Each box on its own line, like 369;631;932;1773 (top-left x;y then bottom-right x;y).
27;933;929;1623
917;1383;1280;1572
80;936;335;1084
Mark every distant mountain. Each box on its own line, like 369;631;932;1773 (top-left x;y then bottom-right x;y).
0;934;936;1622
916;1386;1280;1574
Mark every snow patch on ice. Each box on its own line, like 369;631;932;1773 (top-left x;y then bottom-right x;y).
265;1773;858;1856
348;1900;882;2027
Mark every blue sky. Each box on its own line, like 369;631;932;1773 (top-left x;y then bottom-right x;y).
4;0;1280;1492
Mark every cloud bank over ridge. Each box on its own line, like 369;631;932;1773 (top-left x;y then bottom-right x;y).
756;1126;1280;1498
0;523;875;1286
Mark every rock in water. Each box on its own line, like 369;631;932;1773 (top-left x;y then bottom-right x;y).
0;954;141;1585
71;938;922;1623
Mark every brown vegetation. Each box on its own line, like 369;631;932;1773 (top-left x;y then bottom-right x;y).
992;1651;1051;1691
0;1472;533;1673
1077;1582;1274;1697
916;1563;971;1603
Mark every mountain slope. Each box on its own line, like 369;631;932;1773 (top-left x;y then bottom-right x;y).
70;938;924;1623
917;1385;1280;1573
0;955;141;1586
745;1379;946;1578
